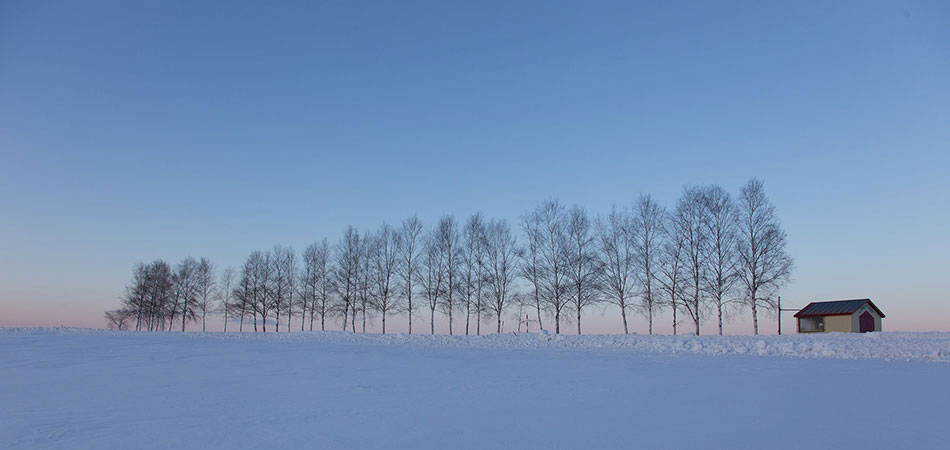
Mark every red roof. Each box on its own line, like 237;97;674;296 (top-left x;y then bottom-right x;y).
794;299;885;318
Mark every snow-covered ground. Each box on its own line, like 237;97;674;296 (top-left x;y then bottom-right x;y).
2;329;948;449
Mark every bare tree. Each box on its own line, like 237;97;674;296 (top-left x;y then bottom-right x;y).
233;264;249;332
484;219;517;333
703;185;740;336
597;206;636;334
356;231;374;333
399;216;423;334
674;187;709;335
634;194;664;335
420;227;446;335
436;216;461;335
317;240;334;331
249;251;273;332
270;246;295;333
299;242;319;331
737;178;794;335
121;262;149;331
535;200;571;334
566;205;601;335
519;209;545;332
301;239;333;331
462;213;486;335
286;251;297;332
334;227;361;332
371;224;402;334
218;266;236;332
147;261;174;331
297;253;312;332
171;257;200;332
195;257;216;332
104;309;133;330
134;260;175;331
234;257;258;332
657;213;686;335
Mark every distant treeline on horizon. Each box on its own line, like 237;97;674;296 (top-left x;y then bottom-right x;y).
107;178;793;337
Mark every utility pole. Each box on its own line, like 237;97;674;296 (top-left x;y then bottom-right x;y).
777;296;799;335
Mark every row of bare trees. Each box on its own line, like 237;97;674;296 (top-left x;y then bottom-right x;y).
108;257;217;332
108;179;792;335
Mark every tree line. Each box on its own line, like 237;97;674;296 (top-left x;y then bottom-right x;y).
106;178;792;336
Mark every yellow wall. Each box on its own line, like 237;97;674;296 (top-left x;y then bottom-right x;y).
824;315;853;332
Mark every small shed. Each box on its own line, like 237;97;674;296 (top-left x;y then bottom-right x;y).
794;299;884;333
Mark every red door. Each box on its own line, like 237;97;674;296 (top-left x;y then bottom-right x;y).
859;311;874;333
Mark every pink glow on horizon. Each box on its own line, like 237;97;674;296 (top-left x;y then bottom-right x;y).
3;297;948;334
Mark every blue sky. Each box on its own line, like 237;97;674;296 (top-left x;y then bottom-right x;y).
1;1;948;332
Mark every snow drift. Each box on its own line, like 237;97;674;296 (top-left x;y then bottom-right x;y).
5;327;948;361
2;329;948;449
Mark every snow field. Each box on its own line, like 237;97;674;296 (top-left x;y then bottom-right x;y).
7;327;948;361
1;329;948;449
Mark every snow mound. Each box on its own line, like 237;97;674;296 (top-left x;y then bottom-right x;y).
4;328;948;361
2;328;949;449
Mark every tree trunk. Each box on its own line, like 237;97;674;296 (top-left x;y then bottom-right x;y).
647;304;652;335
476;290;482;336
382;313;386;334
672;305;677;335
576;282;583;335
752;302;759;335
476;278;485;335
577;306;582;335
694;285;700;336
621;307;629;334
718;303;723;336
465;302;470;336
430;308;435;335
534;287;544;332
646;272;653;335
751;286;759;335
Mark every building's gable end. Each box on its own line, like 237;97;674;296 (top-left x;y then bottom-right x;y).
850;304;883;332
